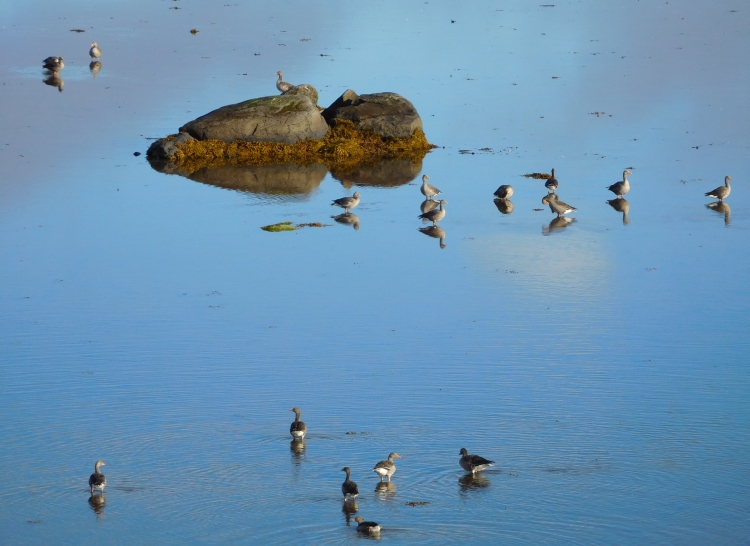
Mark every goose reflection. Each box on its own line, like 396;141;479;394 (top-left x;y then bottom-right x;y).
332;212;360;230
418;225;447;249
420;198;440;215
459;473;490;492
607;198;631;225
290;439;306;460
542;216;576;236
43;73;64;92
375;481;397;497
341;499;359;524
706;201;731;225
89;61;102;79
493;198;514;214
88;494;106;518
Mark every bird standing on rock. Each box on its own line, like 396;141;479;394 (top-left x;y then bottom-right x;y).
289;407;307;440
459;448;494;474
89;42;102;61
705;176;732;202
88;460;106;495
276;71;292;93
373;453;401;482
420;174;442;200
331;192;361;213
607;170;632;198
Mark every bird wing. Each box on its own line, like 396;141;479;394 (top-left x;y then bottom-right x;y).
468;454;494;466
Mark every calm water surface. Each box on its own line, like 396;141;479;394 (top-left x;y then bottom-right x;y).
1;0;749;544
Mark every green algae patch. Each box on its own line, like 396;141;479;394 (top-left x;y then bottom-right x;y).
261;222;297;232
166;120;435;174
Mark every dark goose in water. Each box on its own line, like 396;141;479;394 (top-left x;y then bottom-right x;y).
545;168;559;192
354;516;381;535
459;448;494;474
705;176;732;202
289;407;307;440
341;467;359;499
373;452;401;482
331;192;361;213
607;170;632;198
88;460;106;494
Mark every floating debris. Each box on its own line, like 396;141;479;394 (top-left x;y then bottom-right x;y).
70;29;85;33
523;173;551;179
261;222;296;232
190;28;199;34
404;502;430;507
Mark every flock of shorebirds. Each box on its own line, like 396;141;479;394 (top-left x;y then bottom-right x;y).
85;407;496;537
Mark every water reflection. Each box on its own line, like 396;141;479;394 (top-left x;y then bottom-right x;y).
43;73;64;92
332;212;360;230
493;198;514;215
289;439;306;462
420;198;440;215
418;225;447;249
87;494;106;519
458;473;490;492
706;201;731;225
331;158;423;189
89;61;102;79
607;198;631;225
341;499;359;524
542;216;576;236
374;481;397;498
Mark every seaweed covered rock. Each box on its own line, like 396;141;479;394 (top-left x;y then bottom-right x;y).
147;133;196;161
282;84;319;106
321;90;423;138
179;95;328;144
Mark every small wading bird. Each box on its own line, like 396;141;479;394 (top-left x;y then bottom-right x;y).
418;199;447;226
705;176;732;202
607;170;632;198
276;71;292;93
354;517;381;535
459;448;494;474
289;407;307;440
89;42;102;61
88;460;106;495
341;467;359;500
42;56;64;72
493;184;514;200
420;174;442;200
542;193;576;217
545;168;559;193
331;191;360;213
373;453;401;482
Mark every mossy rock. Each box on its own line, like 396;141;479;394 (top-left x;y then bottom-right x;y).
321;90;424;138
261;222;297;232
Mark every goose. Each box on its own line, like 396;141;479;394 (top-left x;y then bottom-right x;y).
607;170;632;198
89;42;102;60
705;176;732;202
341;467;359;499
289;407;307;440
459;448;494;474
420;174;442;200
88;460;106;495
42;56;64;72
276;71;292;93
545;168;559;192
418;199;447;226
354;517;381;535
420;199;440;215
542;193;576;217
373;453;401;482
493;185;513;200
331;192;360;213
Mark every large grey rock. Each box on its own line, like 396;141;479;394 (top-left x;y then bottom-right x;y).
180;95;328;144
282;84;318;106
146;133;196;161
321;90;423;138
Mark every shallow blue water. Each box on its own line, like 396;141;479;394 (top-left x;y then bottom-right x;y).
1;0;749;544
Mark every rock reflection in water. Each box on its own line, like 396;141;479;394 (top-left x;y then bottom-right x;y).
607;198;631;225
43;73;64;92
331;158;423;189
332;212;360;230
342;499;359;524
706;201;731;225
418;226;447;249
375;481;397;498
88;494;106;518
458;473;490;492
89;61;102;79
542;216;576;236
493;198;514;215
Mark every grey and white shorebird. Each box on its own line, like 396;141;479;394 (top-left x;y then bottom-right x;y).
493;185;514;200
276;71;292;93
607;170;632;198
545;168;559;193
89;42;102;61
459;448;494;474
373;453;401;482
705;176;732;202
88;460;106;495
354;517;381;535
341;467;359;500
420;174;442;200
331;191;360;213
289;407;307;441
42;56;64;72
418;199;447;226
542;193;576;217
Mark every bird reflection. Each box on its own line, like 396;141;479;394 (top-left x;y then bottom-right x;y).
89;61;102;79
706;201;731;225
493;198;514;214
607;198;631;225
418;226;447;249
332;212;360;230
88;494;106;518
290;439;306;461
420;198;440;215
459;473;490;492
43;73;64;92
542;216;576;236
342;499;359;524
375;481;397;498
